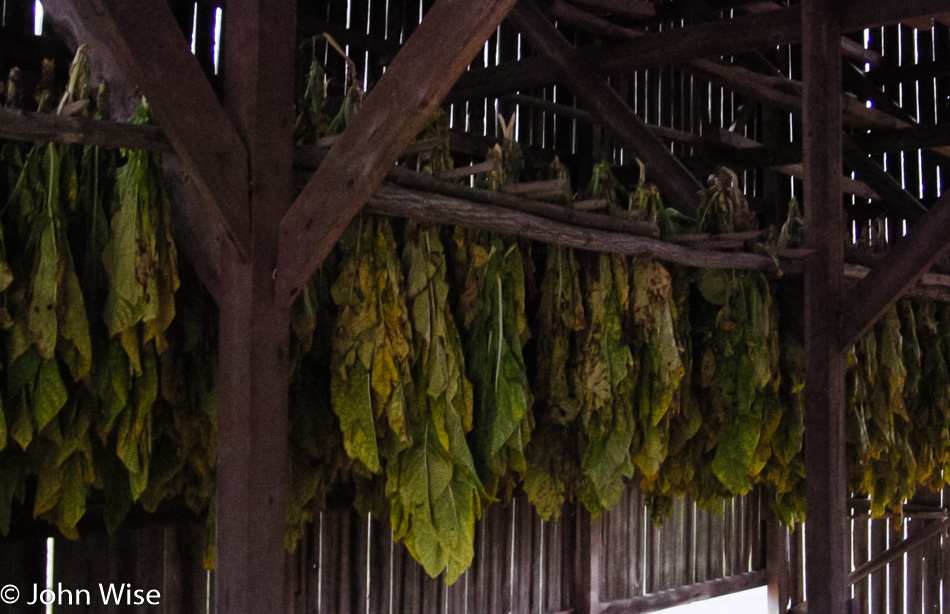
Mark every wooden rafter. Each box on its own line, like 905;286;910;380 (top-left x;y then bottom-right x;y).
801;1;849;612
841;136;927;217
451;0;950;101
42;0;251;256
839;193;950;349
507;0;704;215
275;0;520;304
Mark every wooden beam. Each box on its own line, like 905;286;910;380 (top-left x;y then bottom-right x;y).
848;518;949;586
163;158;225;299
548;0;644;39
838;193;950;348
387;166;660;236
213;1;296;613
711;129;880;201
0;107;173;152
452;0;949;101
507;0;703;215
801;2;849;614
566;0;656;20
41;0;250;256
687;60;903;130
366;183;778;270
599;571;768;614
842;136;927;217
275;0;519;304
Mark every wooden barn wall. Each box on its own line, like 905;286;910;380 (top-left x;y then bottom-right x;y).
5;0;950;613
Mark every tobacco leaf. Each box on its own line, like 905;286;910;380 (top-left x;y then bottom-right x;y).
331;216;413;476
453;229;532;499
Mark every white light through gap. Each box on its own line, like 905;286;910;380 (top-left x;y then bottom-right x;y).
213;7;223;74
33;0;43;36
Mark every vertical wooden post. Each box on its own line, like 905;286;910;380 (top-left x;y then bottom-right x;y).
214;2;296;613
801;1;849;613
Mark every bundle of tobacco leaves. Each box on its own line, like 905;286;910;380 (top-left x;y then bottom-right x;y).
1;49;94;538
479;115;525;192
450;124;533;501
846;305;916;521
692;269;780;500
523;239;585;520
574;249;637;517
561;162;637;517
385;221;484;582
141;267;217;532
330;214;412;477
453;228;533;501
761;324;805;526
97;100;180;506
696;167;756;234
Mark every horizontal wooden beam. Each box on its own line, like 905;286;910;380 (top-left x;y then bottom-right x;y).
0;107;173;152
42;0;251;256
276;0;519;304
599;571;768;614
367;183;777;270
508;0;704;215
388;166;660;237
839;192;950;349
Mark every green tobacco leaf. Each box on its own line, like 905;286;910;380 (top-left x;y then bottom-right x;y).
34;359;67;432
457;231;532;498
331;216;413;475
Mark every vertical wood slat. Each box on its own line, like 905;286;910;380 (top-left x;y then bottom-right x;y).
789;524;805;607
852;512;870;614
766;509;789;614
870;518;888;614
889;520;906;614
694;504;709;584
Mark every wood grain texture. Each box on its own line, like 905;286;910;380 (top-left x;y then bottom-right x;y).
366;183;778;270
213;1;296;613
276;0;519;305
801;1;849;613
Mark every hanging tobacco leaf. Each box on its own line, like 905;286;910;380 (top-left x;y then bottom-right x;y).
524;242;585;520
330;215;413;476
383;221;484;582
453;228;532;499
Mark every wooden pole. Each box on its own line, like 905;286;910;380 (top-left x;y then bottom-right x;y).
801;0;849;613
213;1;296;613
